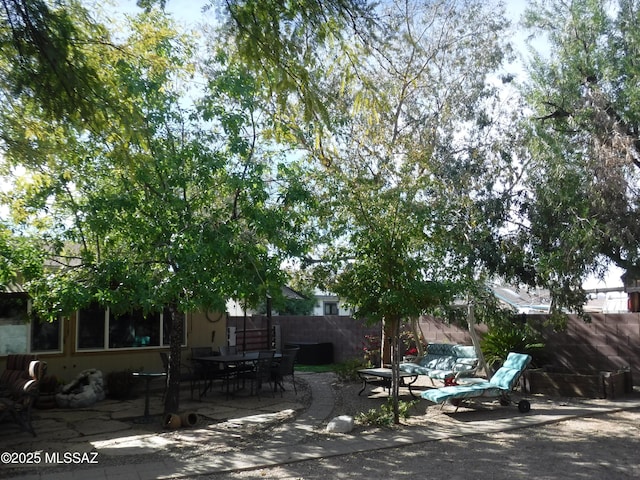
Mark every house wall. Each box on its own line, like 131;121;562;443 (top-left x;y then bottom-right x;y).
311;296;352;316
0;311;228;384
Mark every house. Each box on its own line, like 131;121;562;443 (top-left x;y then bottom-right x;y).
311;290;352;316
490;282;630;314
225;286;308;317
226;286;352;317
0;287;227;383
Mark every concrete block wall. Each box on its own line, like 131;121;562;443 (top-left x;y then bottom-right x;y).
228;315;381;363
228;313;640;385
533;313;640;379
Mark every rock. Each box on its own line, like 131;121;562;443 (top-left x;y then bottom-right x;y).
56;369;105;408
326;415;354;433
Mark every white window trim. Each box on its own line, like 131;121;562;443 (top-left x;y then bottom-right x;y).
75;307;186;352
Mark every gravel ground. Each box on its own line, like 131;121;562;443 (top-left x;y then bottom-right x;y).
198;376;640;480
3;373;640;480
209;408;640;480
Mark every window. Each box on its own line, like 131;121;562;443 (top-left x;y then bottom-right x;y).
0;294;29;354
109;309;160;348
0;293;62;354
77;304;185;350
324;301;339;315
30;315;62;353
77;303;106;350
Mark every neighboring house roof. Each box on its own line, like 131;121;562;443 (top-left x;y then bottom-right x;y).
1;283;26;294
490;285;552;314
490;283;630;314
281;285;307;300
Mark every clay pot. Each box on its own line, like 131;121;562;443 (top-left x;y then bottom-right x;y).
164;413;182;429
180;412;198;428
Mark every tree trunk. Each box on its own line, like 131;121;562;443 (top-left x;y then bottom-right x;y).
467;300;489;378
164;303;183;415
409;316;425;357
388;316;401;424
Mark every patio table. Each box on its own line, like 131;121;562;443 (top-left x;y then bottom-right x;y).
132;371;167;423
357;367;419;398
194;352;281;397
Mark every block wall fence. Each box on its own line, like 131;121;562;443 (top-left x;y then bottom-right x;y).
421;313;640;382
228;315;381;363
230;312;640;385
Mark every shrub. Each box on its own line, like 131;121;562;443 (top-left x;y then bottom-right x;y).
481;319;545;369
356;398;417;427
333;358;367;382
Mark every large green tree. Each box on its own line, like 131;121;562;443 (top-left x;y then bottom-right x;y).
258;0;515;422
0;4;310;414
519;0;640;313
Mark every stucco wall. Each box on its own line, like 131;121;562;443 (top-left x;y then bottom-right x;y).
0;310;228;384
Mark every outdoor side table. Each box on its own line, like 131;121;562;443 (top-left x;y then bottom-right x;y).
357;368;419;398
132;372;167;423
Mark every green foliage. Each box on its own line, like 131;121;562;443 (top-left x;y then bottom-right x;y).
333;358;367;382
0;0;108;122
0;6;313;415
481;316;545;369
0;224;44;290
291;0;511;424
518;0;640;311
218;0;376;127
356;398;418;427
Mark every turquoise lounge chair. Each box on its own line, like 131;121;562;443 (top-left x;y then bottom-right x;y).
421;352;532;413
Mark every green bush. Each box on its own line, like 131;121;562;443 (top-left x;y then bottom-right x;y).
356;398;417;427
481;320;545;369
333;358;367;382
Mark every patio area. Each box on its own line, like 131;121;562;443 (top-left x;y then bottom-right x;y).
0;373;309;461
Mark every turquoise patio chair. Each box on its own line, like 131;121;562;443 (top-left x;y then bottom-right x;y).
421;352;532;413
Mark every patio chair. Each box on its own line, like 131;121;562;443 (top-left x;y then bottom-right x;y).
271;347;299;396
0;354;39;395
238;351;275;398
421;352;532;413
160;352;201;400
0;358;44;436
219;345;237;355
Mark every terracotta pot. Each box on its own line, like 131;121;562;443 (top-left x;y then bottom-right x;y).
164;413;182;429
180;412;198;428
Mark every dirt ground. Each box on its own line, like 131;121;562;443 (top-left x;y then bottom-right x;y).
3;373;639;479
212;409;640;479
205;378;640;479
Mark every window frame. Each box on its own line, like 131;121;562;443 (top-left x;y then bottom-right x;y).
0;293;63;355
323;301;339;315
75;305;186;352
